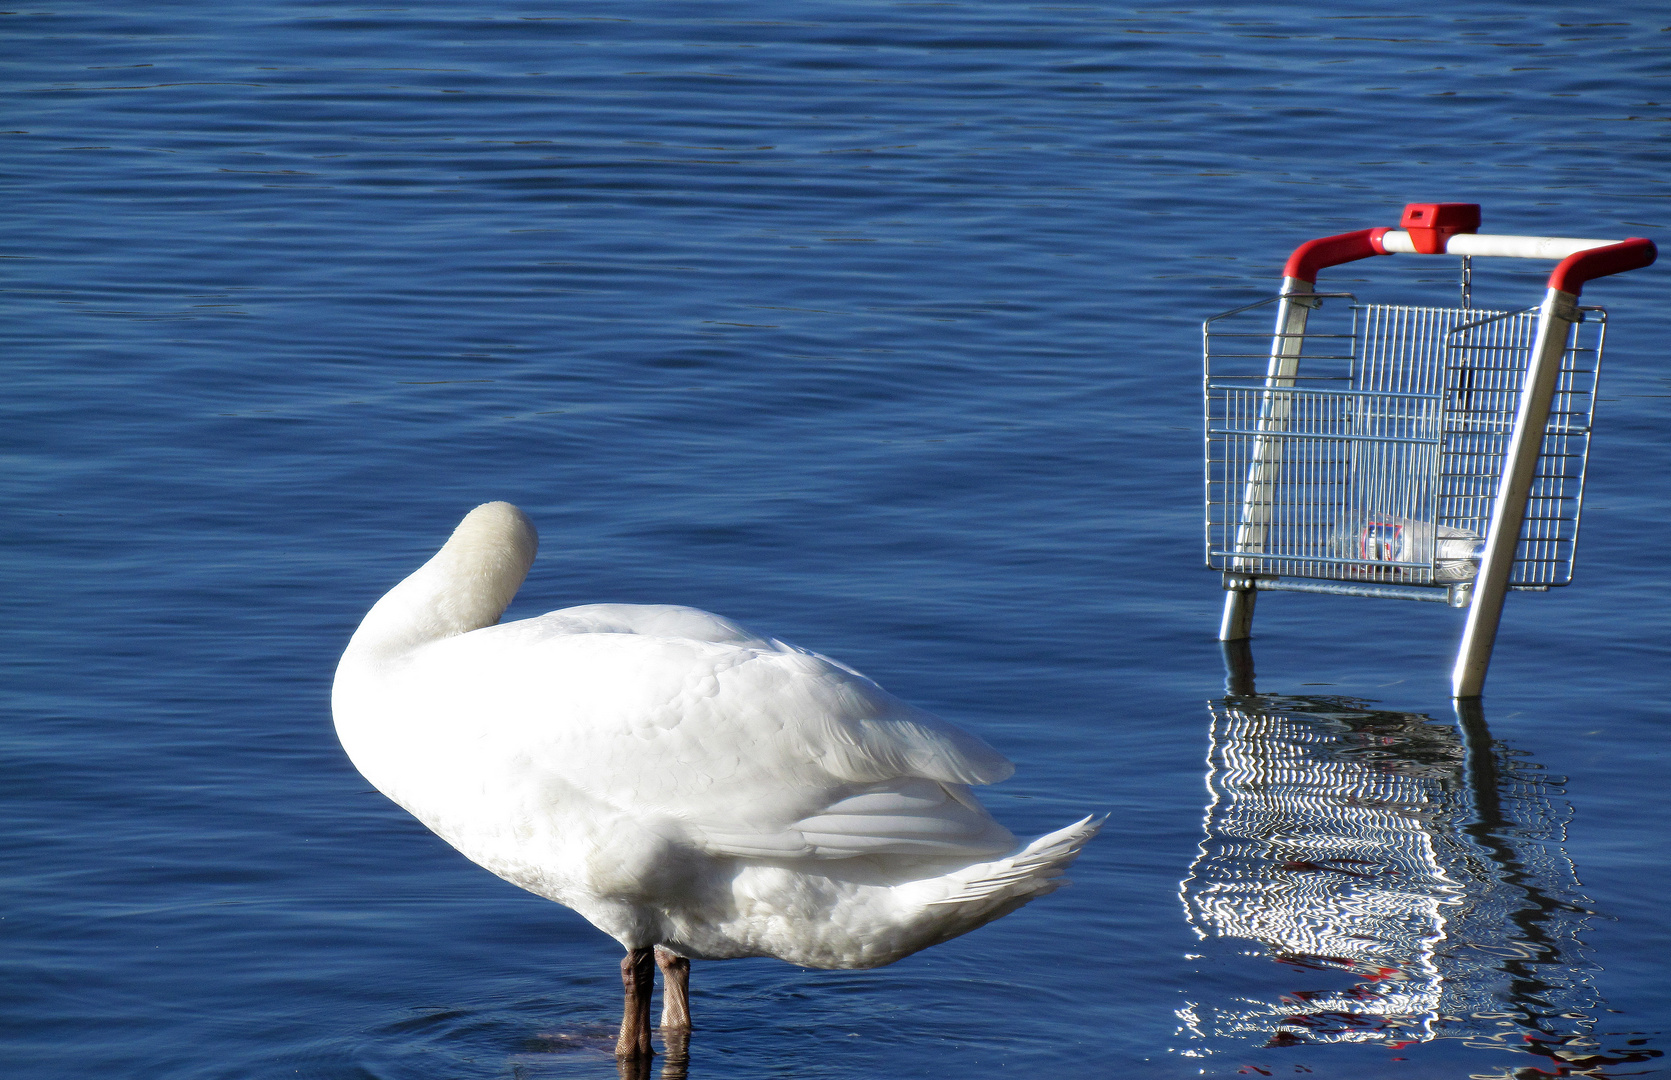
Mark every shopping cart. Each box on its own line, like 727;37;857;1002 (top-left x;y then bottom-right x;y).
1204;203;1655;697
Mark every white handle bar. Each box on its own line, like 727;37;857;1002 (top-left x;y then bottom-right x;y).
1378;230;1618;260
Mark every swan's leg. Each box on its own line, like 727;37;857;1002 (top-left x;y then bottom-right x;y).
655;946;691;1032
615;947;655;1059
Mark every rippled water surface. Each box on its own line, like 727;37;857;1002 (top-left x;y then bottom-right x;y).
6;3;1669;1077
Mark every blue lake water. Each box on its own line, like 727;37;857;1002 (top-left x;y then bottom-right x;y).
5;2;1669;1076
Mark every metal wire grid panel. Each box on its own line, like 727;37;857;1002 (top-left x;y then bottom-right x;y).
1443;305;1605;586
1204;296;1605;588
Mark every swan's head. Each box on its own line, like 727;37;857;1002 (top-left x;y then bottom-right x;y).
342;501;541;667
444;501;539;575
430;502;539;632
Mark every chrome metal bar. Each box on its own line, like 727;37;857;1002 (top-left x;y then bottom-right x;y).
1210;549;1432;570
1230;279;1317;564
1219;278;1319;641
1240;577;1455;603
1208;427;1442;447
1219;583;1257;641
1451;288;1579;697
1206;383;1442;401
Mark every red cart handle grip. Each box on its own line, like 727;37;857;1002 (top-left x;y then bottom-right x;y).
1548;236;1656;295
1281;228;1392;284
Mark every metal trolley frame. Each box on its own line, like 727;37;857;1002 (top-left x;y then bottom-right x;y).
1204;203;1655;698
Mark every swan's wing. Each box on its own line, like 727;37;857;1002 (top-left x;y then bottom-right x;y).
694;776;1016;860
425;609;1017;860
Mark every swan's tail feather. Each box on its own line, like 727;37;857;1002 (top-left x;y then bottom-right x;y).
927;814;1103;909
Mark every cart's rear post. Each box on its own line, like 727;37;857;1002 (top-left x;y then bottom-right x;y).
1204;203;1655;698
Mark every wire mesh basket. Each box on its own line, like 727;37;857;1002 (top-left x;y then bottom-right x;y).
1205;297;1606;591
1201;202;1654;696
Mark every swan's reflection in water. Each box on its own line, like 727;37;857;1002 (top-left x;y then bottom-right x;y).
614;1032;687;1080
509;1030;688;1080
1178;685;1610;1063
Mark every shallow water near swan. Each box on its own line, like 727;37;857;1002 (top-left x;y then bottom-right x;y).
5;2;1670;1077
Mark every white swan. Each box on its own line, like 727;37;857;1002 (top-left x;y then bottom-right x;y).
332;502;1100;1058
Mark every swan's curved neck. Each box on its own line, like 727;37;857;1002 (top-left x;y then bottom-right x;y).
342;502;539;667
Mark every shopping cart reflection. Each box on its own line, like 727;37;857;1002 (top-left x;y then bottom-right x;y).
1177;666;1600;1055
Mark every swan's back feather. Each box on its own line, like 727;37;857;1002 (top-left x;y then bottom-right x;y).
519;601;1011;790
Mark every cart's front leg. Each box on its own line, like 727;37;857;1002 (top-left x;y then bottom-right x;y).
1219;580;1257;641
